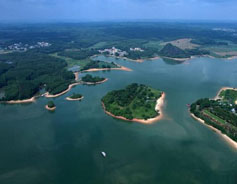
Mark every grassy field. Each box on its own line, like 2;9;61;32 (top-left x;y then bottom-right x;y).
161;38;199;50
219;89;237;104
89;42;108;49
50;53;90;69
203;109;226;124
143;40;164;50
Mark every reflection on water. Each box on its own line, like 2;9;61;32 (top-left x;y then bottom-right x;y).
0;56;237;184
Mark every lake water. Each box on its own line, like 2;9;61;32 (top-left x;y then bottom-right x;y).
0;56;237;184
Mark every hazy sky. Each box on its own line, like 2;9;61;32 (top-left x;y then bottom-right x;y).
0;0;236;22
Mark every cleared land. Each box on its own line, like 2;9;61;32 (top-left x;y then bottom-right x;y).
161;39;199;50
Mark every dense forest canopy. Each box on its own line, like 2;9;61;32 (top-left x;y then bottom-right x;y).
190;90;237;142
0;51;74;101
102;83;162;120
82;74;105;83
1;22;237;101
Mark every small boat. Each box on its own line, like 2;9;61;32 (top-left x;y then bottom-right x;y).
101;152;106;158
186;104;190;107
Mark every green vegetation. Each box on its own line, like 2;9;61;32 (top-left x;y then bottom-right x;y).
219;89;237;104
69;93;83;99
0;51;74;101
50;53;90;69
126;48;158;60
159;43;209;59
159;43;190;58
58;49;99;60
191;38;228;46
82;74;105;83
102;83;162;120
1;22;237;102
47;101;55;108
190;89;237;141
81;60;119;71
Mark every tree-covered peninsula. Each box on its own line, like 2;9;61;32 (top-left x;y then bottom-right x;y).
81;74;106;84
190;88;237;143
159;43;209;59
101;83;164;123
81;60;120;71
0;51;75;101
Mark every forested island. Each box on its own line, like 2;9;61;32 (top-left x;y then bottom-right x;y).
1;23;237;103
81;60;119;71
45;101;56;111
101;83;165;123
190;87;237;147
66;93;83;101
81;74;107;84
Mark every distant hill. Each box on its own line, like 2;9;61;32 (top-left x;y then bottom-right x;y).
159;43;190;58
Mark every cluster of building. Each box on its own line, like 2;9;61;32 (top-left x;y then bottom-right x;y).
218;100;237;114
3;42;51;52
213;28;236;33
98;46;145;57
99;47;128;57
130;47;144;52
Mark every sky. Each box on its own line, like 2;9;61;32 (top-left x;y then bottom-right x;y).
0;0;236;22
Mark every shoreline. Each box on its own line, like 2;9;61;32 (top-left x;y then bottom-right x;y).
81;65;132;72
82;78;108;85
66;96;84;101
74;72;79;81
44;82;81;98
117;56;160;63
94;53;237;62
2;96;36;104
190;112;237;149
214;87;237;100
102;92;165;124
45;105;56;111
162;56;191;62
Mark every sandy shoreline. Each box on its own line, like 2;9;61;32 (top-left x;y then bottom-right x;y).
45;105;56;111
82;78;108;85
2;97;36;104
162;56;191;62
190;86;237;149
102;92;165;124
118;56;160;63
44;82;81;98
190;112;237;149
66;96;84;101
214;87;237;100
82;65;132;72
74;72;79;81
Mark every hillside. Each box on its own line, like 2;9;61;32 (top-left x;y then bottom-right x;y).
159;43;190;58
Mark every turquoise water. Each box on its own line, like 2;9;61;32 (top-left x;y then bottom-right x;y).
0;56;237;184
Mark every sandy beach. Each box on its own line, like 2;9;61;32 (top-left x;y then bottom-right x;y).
74;72;79;81
190;86;237;149
44;82;81;98
162;56;191;62
190;112;237;149
66;96;84;101
82;65;132;72
102;92;165;124
82;78;108;85
45;105;56;111
3;97;36;104
118;56;160;63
